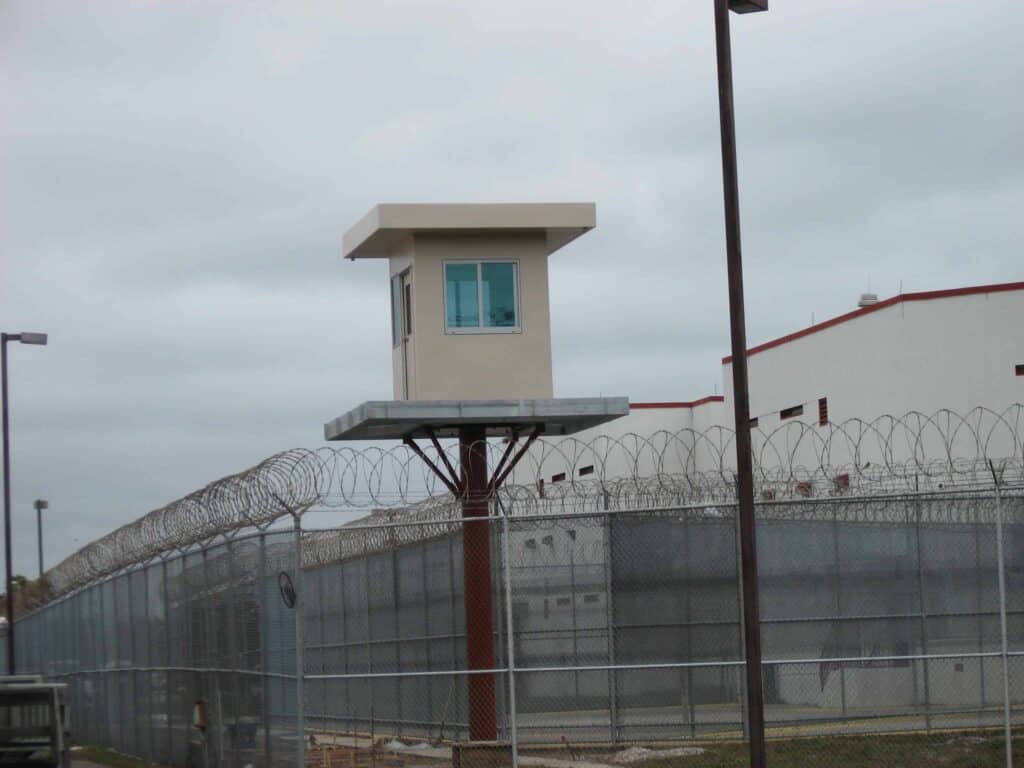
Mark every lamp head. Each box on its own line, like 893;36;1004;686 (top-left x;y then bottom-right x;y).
729;0;768;12
34;499;48;511
19;333;47;346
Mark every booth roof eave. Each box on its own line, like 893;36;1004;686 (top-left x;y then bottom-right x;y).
341;202;596;260
323;397;629;441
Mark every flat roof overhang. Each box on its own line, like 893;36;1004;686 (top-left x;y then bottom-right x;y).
342;203;596;260
324;397;629;441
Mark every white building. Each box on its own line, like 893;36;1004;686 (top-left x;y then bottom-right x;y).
531;281;1024;485
723;281;1024;433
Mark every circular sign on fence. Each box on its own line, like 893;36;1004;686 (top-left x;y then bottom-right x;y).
278;571;297;609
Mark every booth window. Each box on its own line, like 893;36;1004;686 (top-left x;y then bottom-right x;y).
444;261;519;332
390;275;403;347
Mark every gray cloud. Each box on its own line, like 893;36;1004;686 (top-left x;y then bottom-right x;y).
1;0;1022;575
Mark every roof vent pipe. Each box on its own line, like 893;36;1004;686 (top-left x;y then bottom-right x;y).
857;292;879;308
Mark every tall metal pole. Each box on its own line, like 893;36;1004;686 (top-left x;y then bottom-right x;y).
36;504;44;580
712;2;766;766
1;335;15;674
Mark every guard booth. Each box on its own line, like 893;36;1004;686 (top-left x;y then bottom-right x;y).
328;202;627;749
342;203;596;400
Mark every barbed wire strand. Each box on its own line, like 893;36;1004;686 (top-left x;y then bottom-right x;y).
33;405;1024;606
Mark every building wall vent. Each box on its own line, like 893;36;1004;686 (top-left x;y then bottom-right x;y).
857;292;879;308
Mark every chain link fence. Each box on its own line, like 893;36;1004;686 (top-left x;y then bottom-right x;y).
12;488;1022;768
8;408;1024;768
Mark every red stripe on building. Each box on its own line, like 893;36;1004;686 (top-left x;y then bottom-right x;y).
722;281;1024;364
630;396;724;410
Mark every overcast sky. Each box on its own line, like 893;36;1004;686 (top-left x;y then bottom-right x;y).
2;0;1022;576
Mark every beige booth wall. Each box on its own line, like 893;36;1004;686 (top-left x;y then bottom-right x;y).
391;233;554;400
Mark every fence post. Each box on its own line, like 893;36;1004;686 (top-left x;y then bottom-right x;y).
603;511;619;742
733;504;749;740
142;565;152;762
568;528;580;713
259;532;273;768
317;563;327;738
163;559;173;765
912;490;932;733
100;577;111;748
203;547;224;768
421;541;434;729
227;536;242;768
681;512;696;738
294;516;306;768
974;522;988;708
126;568;136;755
365;551;375;739
989;461;1013;768
391;544;404;736
448;527;459;738
500;504;518;768
338;552;349;735
832;506;848;720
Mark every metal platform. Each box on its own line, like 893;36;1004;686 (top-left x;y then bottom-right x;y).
323;397;629;441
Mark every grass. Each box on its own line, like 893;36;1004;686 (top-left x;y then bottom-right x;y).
614;731;1024;768
74;730;1024;768
72;745;165;768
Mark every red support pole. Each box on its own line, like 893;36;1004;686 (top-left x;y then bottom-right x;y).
459;425;497;741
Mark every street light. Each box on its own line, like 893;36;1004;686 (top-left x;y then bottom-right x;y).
1;331;48;674
34;500;48;580
713;2;767;767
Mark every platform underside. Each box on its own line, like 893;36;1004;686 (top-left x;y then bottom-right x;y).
323;397;629;441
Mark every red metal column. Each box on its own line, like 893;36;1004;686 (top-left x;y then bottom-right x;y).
459;424;497;741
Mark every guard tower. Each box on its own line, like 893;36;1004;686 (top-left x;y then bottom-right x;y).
342;203;595;400
325;203;628;744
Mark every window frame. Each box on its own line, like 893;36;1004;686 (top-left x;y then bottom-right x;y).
442;259;521;334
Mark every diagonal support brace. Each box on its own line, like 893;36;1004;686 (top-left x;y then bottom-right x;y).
425;427;463;493
489;425;544;494
403;435;463;497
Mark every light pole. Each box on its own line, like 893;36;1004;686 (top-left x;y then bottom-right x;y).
34;500;48;580
713;1;767;767
2;331;48;674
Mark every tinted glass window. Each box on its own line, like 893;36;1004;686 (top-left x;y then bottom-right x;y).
482;262;517;328
445;263;479;328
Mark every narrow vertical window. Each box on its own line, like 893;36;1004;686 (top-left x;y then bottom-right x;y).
818;397;829;426
403;282;413;336
445;263;479;328
481;262;517;327
390;275;402;347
